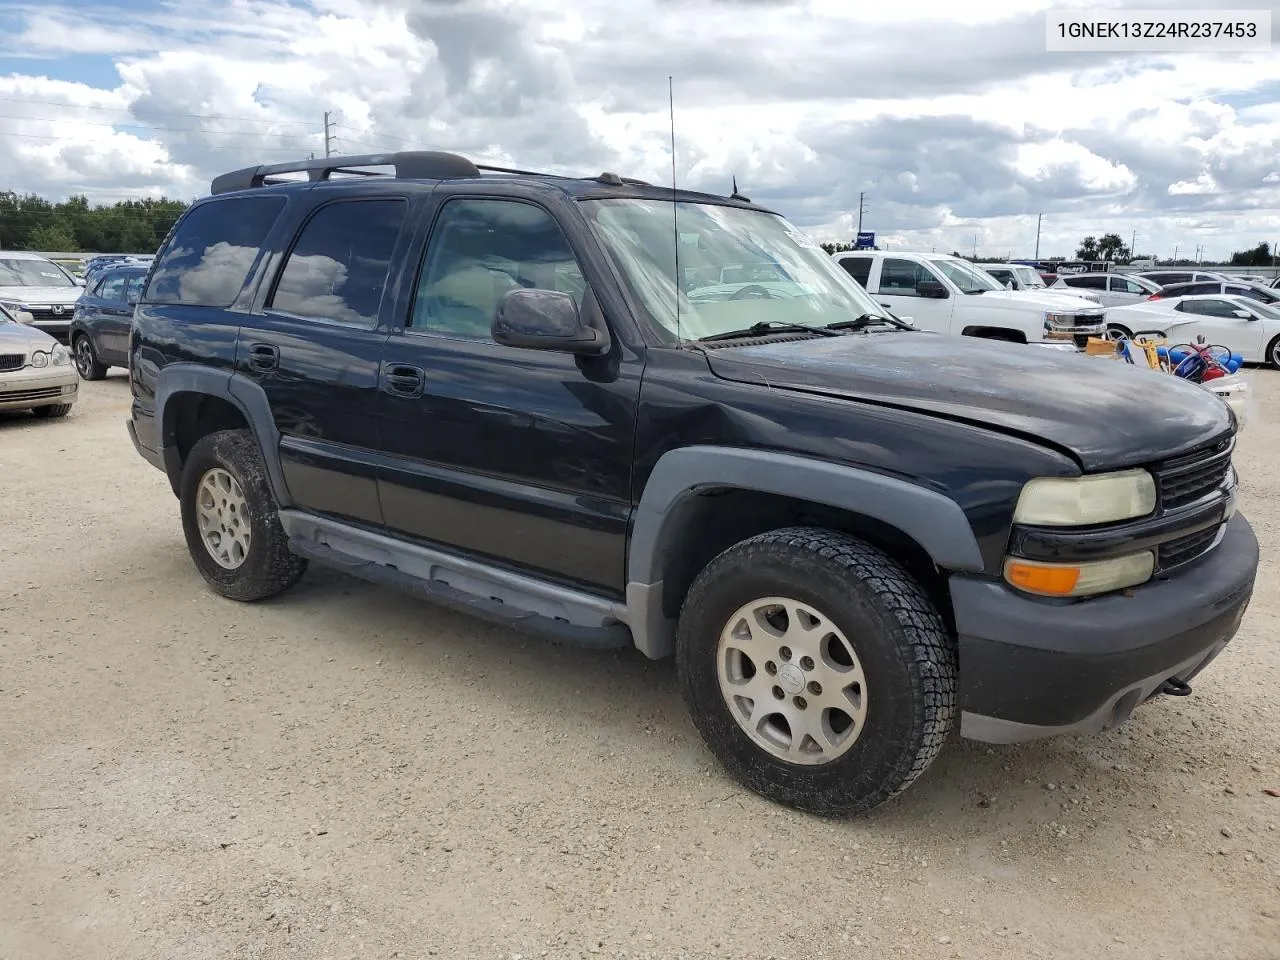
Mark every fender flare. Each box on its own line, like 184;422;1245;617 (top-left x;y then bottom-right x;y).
622;445;984;659
154;363;292;506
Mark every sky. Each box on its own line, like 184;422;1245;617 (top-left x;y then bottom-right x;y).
1;0;1279;260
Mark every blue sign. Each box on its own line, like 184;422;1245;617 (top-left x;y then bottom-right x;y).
855;232;875;248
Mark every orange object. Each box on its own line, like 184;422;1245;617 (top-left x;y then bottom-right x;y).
1004;560;1081;596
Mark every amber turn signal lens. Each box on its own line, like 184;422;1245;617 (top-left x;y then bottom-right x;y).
1004;560;1081;596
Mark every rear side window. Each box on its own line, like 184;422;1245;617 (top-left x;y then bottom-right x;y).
144;196;286;307
838;256;872;287
97;273;128;301
1064;275;1107;289
267;199;407;327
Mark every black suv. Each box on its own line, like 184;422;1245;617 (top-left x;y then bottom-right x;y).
127;152;1259;815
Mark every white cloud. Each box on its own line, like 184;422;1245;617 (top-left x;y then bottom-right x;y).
1;0;1279;260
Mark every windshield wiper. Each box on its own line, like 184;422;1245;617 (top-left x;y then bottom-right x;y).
698;320;842;342
826;313;914;332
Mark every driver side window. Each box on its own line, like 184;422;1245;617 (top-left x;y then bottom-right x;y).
1179;299;1242;318
879;258;934;297
410;198;586;340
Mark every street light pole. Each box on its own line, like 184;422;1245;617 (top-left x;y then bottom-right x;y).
1034;213;1042;259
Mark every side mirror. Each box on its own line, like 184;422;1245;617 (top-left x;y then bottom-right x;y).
916;280;949;299
492;289;610;356
1232;309;1254;319
16;310;35;325
74;278;86;287
1004;281;1014;290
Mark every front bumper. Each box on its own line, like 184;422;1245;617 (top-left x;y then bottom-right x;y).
952;512;1258;743
0;367;79;411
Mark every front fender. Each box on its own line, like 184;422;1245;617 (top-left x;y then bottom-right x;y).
623;445;984;658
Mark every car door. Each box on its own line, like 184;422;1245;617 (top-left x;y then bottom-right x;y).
1172;298;1267;359
85;272;128;359
236;189;411;526
96;272;141;363
375;191;642;593
1058;274;1111;304
870;258;954;334
1107;274;1152;306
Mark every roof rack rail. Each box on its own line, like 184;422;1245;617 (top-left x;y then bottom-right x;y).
210;151;482;195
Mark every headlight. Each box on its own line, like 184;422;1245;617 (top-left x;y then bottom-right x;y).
0;299;25;314
31;351;49;368
1013;469;1156;526
1044;311;1072;329
52;345;71;366
1004;551;1155;597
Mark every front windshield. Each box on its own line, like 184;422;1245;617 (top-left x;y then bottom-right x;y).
1013;265;1045;288
931;258;1003;294
0;257;76;288
582;198;896;341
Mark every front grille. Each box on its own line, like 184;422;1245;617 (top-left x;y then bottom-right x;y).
1158;526;1221;571
0;386;62;403
24;308;71;323
1154;440;1233;510
0;353;24;372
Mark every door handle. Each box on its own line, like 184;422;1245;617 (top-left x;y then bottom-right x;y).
247;342;279;371
382;363;425;397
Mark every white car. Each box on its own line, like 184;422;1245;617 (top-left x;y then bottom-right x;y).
1050;272;1161;307
0;303;79;418
833;251;1104;344
1105;294;1280;368
0;251;86;342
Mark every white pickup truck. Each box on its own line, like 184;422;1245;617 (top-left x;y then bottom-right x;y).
833;251;1105;346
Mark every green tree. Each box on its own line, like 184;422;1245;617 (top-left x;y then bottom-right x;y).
1097;233;1129;261
1229;242;1271;267
28;220;77;252
1075;236;1099;260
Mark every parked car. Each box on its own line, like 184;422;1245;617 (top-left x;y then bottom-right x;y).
68;264;148;379
1133;269;1228;286
0;251;86;342
128;150;1258;816
833;251;1105;345
976;262;1060;293
1050;271;1161;307
1149;280;1280;306
1105;294;1280;367
0;303;78;417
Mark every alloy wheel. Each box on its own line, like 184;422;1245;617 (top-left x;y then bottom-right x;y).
195;468;252;570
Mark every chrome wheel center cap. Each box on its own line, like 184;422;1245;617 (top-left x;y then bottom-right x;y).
777;662;805;694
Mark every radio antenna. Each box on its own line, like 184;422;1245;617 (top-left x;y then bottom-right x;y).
669;75;681;343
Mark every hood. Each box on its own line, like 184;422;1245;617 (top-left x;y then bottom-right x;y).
0;320;60;353
967;289;1102;312
0;285;82;306
703;332;1233;471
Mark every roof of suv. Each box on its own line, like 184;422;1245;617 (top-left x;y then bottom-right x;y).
209;150;771;212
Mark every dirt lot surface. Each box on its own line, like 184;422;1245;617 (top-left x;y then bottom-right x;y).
2;370;1278;960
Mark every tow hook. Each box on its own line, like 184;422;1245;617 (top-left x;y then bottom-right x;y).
1160;677;1193;697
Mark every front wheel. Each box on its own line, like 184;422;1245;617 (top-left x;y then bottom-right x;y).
73;335;107;380
1267;334;1280;370
32;403;73;419
676;527;958;816
179;429;307;602
1106;324;1132;341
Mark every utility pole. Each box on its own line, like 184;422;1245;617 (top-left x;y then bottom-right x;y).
1034;213;1042;259
1130;229;1136;260
972;233;978;259
1172;243;1178;263
323;111;336;158
856;192;866;236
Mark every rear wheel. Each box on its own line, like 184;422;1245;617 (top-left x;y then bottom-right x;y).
73;335;107;380
1267;334;1280;370
676;527;957;816
1106;324;1132;341
32;403;73;419
179;429;307;601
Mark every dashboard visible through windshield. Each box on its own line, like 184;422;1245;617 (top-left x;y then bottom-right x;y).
583;198;902;341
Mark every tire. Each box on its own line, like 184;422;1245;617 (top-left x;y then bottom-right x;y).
676;527;957;816
32;403;73;419
179;428;307;602
1106;324;1132;341
1267;334;1280;370
73;335;107;380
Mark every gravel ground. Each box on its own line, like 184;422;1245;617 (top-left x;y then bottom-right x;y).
1;370;1278;960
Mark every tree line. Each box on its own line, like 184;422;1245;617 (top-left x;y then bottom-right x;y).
0;192;188;254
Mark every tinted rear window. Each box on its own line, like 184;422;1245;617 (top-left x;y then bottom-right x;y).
144;195;287;307
837;256;872;286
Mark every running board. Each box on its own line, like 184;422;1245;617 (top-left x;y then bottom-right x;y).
277;510;633;650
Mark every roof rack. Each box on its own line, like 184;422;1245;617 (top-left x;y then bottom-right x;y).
210;150;657;196
210;151;483;195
